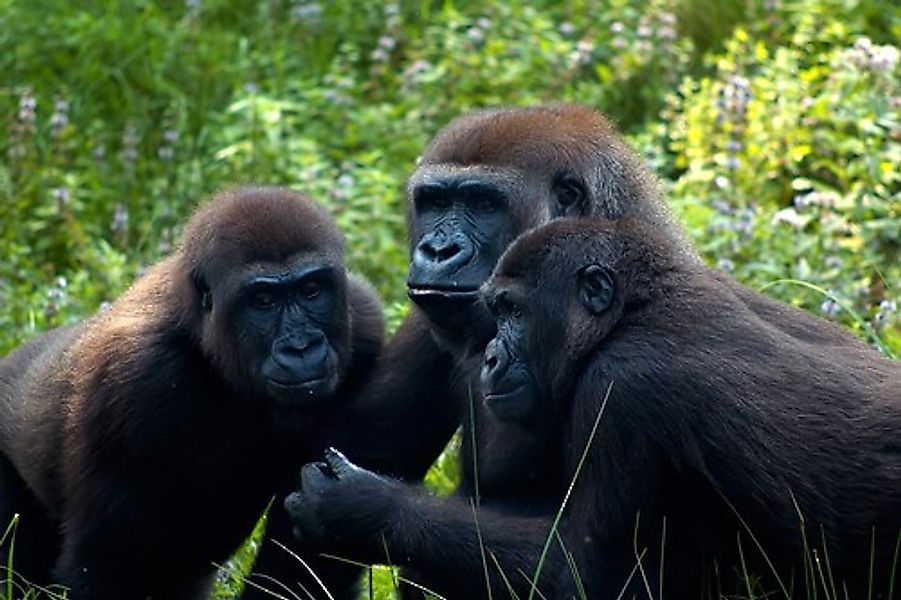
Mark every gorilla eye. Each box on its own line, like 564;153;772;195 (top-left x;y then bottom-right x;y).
557;180;584;207
299;281;321;300
421;194;452;212
434;196;452;210
250;292;277;310
475;196;500;212
494;294;523;319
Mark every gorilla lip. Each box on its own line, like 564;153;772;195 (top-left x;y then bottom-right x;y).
483;384;527;406
484;386;525;400
406;284;480;301
484;385;530;421
267;376;333;402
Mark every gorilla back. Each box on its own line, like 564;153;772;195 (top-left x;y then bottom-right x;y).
0;186;384;599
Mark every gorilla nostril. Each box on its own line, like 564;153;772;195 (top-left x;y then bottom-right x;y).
435;242;461;261
420;240;461;263
485;353;498;371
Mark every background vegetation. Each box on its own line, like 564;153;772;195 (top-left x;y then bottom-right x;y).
1;0;898;598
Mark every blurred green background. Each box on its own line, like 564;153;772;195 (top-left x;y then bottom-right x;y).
1;0;898;597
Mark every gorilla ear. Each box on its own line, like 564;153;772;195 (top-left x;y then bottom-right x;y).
577;265;615;315
193;272;213;313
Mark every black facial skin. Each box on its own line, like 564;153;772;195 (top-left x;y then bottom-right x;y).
407;173;589;298
406;175;515;333
230;263;342;406
405;168;589;349
480;265;616;424
479;288;537;424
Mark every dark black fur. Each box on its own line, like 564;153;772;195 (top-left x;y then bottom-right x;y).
282;106;894;599
477;217;899;599
0;187;384;599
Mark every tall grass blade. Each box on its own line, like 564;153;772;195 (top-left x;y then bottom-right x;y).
527;381;614;600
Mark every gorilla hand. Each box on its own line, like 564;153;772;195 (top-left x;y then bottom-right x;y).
285;448;401;559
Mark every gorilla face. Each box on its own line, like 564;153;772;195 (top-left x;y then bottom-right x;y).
405;163;590;347
480;229;618;426
213;260;348;410
407;173;516;301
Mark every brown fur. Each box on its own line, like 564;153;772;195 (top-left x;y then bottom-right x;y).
0;187;382;599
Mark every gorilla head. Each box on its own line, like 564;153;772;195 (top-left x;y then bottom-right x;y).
404;104;688;345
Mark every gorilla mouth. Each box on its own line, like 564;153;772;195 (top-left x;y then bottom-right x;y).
484;386;526;402
484;385;531;420
407;283;481;301
267;376;334;405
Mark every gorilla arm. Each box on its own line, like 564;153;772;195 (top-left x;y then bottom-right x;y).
308;305;463;481
285;449;566;599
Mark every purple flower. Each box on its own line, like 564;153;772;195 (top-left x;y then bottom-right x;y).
52;187;70;207
112;204;129;233
820;298;841;317
657;26;677;41
712;199;732;214
18;89;37;123
290;2;323;25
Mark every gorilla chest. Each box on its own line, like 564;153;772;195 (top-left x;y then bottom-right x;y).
153;415;298;560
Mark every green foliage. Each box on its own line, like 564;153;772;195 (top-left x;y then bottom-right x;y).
0;0;898;598
659;10;900;350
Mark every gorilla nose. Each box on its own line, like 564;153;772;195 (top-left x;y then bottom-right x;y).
414;235;474;269
273;334;328;371
481;339;507;386
421;240;462;261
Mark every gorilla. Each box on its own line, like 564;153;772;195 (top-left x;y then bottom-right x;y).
0;187;383;599
477;216;900;599
281;106;890;598
290;216;899;598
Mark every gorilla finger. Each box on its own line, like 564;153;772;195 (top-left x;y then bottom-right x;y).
324;447;356;477
300;461;332;491
284;491;304;516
